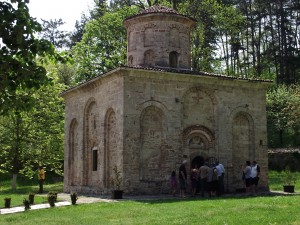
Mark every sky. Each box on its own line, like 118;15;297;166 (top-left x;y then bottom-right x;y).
28;0;95;32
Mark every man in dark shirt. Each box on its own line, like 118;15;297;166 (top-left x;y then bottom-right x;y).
179;160;187;197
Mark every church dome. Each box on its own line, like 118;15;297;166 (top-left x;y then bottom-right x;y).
124;5;196;69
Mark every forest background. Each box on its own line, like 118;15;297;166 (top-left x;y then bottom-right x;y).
0;0;300;189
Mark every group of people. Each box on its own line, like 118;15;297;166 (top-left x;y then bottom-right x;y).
171;159;260;197
171;160;225;198
242;160;260;194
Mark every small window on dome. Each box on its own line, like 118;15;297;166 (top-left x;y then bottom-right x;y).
169;51;178;68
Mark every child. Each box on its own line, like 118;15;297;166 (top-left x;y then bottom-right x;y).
170;171;177;196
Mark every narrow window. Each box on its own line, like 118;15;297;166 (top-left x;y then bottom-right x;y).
169;51;178;68
92;148;98;171
128;55;133;66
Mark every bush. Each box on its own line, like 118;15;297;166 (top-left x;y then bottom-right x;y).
70;192;78;205
47;193;56;207
23;198;30;210
48;191;58;202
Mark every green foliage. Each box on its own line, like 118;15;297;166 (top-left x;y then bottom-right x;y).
269;170;300;191
70;192;78;205
41;19;70;49
23;198;30;210
47;193;56;207
0;0;55;114
0;66;65;187
267;84;300;147
73;6;139;82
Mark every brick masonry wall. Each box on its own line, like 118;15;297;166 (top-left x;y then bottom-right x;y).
62;68;270;194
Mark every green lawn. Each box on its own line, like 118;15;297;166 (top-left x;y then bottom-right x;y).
0;171;299;225
0;195;300;224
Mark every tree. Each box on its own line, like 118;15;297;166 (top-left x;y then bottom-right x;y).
0;0;54;114
73;6;139;82
0;63;66;190
41;18;70;49
0;0;66;190
68;14;89;48
267;84;300;147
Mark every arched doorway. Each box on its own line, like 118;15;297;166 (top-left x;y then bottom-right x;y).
191;156;204;169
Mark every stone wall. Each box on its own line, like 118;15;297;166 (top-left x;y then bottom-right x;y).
121;68;269;193
63;71;124;194
62;67;270;194
124;14;195;68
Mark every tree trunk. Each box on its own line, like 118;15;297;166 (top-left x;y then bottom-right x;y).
12;173;17;191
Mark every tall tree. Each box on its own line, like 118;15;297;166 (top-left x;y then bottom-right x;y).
0;0;54;114
0;78;65;190
267;84;300;147
73;6;139;82
68;14;89;48
41;18;69;49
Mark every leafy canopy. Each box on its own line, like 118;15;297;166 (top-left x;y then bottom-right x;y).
0;0;54;114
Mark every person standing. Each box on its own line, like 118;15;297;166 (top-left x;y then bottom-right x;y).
199;162;210;197
38;166;45;194
170;171;177;196
207;163;218;197
179;160;187;198
215;161;225;195
243;161;252;194
250;160;260;194
190;166;199;197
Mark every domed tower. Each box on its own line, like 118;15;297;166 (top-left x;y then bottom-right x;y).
124;5;196;69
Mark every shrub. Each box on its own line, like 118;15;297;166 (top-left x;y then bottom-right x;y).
23;198;31;210
70;192;78;205
47;194;56;207
48;191;58;202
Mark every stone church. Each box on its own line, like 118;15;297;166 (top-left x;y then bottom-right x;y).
61;5;270;194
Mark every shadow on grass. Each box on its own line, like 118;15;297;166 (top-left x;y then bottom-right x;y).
128;191;300;205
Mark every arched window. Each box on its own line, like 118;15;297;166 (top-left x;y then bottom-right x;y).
128;55;133;66
144;50;154;67
169;51;178;68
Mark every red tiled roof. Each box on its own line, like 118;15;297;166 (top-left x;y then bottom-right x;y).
124;5;196;21
139;5;180;15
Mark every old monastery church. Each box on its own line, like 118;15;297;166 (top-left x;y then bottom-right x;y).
61;5;270;194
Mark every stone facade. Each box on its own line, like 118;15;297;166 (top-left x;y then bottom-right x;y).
62;6;270;195
124;6;196;68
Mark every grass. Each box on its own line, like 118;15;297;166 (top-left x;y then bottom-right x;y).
0;195;300;224
0;171;299;225
269;170;300;191
0;173;63;208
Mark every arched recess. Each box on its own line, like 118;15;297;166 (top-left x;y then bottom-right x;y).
140;105;166;181
169;51;178;68
83;98;98;186
182;87;216;130
68;119;79;186
104;108;118;189
232;111;255;187
144;49;155;67
128;55;133;66
183;125;215;167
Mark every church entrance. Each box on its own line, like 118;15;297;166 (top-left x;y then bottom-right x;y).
191;156;204;169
